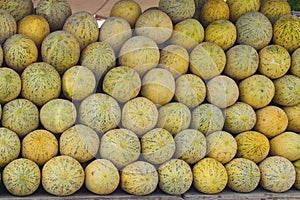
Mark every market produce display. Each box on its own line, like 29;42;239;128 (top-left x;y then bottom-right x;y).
0;0;300;198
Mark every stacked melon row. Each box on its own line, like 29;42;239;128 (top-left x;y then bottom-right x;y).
0;0;300;197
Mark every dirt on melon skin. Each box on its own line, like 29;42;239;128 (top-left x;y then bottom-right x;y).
273;75;300;107
85;159;120;195
0;67;21;104
294;159;300;190
235;131;270;164
0;127;21;168
0;9;17;44
283;103;300;132
273;14;300;53
259;156;296;193
206;131;238;164
258;45;291;79
199;0;229;27
191;103;225;136
36;0;72;31
121;97;158;136
60;124;100;163
99;128;141;169
260;0;291;24
21;129;58;166
121;161;158;196
291;48;300;78
118;36;160;76
239;74;275;109
2;158;40;196
174;129;206;164
41;30;81;74
40;99;77;134
102;66;141;103
174;74;206;109
225;158;261;193
79;93;121;134
42;155;85;196
224;102;257;135
1;98;39;138
62;65;96;102
189;42;226;80
156;102;191;136
227;0;260;22
0;0;34;22
21;62;61;107
170;18;205;51
269;131;300;161
158;159;193;195
193;157;228;194
141;128;175;165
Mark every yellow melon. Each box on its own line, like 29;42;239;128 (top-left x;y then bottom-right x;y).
283;103;300;132
227;0;260;22
0;67;21;104
260;0;291;24
291;48;300;78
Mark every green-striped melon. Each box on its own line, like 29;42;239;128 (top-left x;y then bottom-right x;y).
0;0;34;22
0;9;17;44
227;0;260;22
199;0;229;27
291;48;300;78
260;0;291;24
0;67;21;104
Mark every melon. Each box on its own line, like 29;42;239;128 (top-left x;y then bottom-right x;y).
118;36;160;76
63;11;99;50
283;103;300;132
174;74;206;108
174;129;206;164
2;158;40;196
0;0;34;22
102;66;141;103
224;102;257;134
273;75;300;106
80;41;116;81
135;8;173;44
156;102;191;136
40;99;77;134
21;62;61;107
79;93;121;134
259;156;296;193
235;131;270;163
121;161;158;196
254;105;288;138
225;158;261;193
110;0;142;27
291;47;300;78
170;18;205;50
226;0;260;22
224;45;259;80
99;16;132;54
0;44;3;66
158;159;193;195
273;14;300;53
99;128;141;169
206;130;237;164
206;75;239;108
158;0;195;23
193;157;228;194
121;97;158;136
22;129;58;166
62;65;96;101
41;30;81;74
42;155;85;196
0;127;21;167
239;74;275;109
0;9;17;44
141;68;175;106
17;14;50;47
189;42;226;80
199;0;230;27
141;128;175;165
0;67;21;104
294;159;300;190
259;44;291;79
1;98;39;137
191;103;225;136
36;0;72;31
204;19;237;51
260;0;291;24
60;124;100;163
158;44;189;78
85;159;120;195
269;131;300;161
